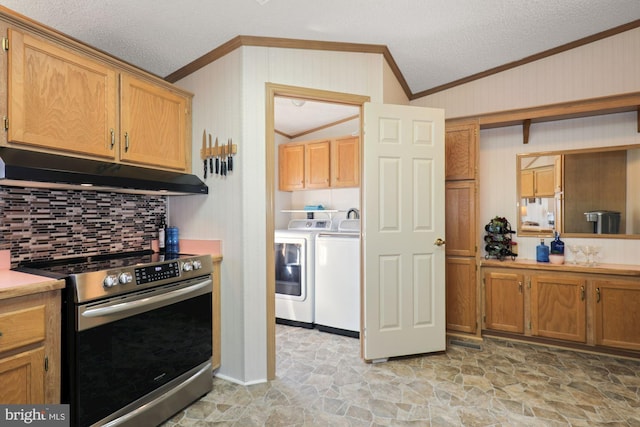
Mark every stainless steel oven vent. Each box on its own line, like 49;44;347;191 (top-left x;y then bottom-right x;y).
0;147;208;195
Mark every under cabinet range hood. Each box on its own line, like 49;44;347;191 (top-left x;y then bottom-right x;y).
0;147;208;195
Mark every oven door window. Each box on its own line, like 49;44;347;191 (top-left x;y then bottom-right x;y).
275;242;304;297
73;291;212;426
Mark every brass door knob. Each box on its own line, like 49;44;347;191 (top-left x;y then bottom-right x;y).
434;238;446;246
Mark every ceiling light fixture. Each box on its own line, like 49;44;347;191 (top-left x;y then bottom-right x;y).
291;99;306;107
255;0;270;5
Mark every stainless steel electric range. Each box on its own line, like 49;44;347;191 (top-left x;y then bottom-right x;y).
20;251;214;427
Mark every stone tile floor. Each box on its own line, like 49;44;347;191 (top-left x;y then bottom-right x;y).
163;324;640;426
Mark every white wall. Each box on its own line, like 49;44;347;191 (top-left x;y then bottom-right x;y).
383;60;409;105
168;49;246;380
171;46;385;383
412;26;640;265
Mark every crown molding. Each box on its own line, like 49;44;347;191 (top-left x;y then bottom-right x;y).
162;20;640;100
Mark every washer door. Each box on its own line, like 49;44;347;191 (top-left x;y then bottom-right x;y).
274;237;306;301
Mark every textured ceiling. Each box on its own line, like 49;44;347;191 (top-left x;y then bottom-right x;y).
1;0;639;96
275;97;360;137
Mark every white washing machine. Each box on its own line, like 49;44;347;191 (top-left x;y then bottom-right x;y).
274;219;334;327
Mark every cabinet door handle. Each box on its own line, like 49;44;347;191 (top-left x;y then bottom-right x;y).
110;128;115;149
580;286;585;301
124;132;130;152
518;281;523;293
596;287;601;303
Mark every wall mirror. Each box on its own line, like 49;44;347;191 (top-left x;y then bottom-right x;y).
516;144;640;239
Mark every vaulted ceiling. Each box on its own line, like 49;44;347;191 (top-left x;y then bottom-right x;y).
1;0;639;98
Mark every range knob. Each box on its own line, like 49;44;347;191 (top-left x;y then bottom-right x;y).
192;260;202;270
119;272;133;284
103;274;119;288
182;261;193;272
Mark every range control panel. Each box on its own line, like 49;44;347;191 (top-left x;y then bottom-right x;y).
71;255;214;304
135;261;181;284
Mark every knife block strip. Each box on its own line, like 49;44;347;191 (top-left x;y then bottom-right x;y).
204;144;237;158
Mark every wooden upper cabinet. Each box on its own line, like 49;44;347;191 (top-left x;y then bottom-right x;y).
445;122;477;181
304;140;330;189
331;136;360;187
6;29;117;159
279;135;359;191
521;166;555;198
530;274;586;343
120;74;188;171
484;271;524;333
279;143;305;191
594;279;640;351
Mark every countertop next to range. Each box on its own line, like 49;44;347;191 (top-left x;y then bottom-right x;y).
0;270;65;301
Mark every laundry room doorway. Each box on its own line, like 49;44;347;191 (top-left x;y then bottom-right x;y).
266;83;368;380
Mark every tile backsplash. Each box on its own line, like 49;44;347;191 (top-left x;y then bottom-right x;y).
0;186;166;266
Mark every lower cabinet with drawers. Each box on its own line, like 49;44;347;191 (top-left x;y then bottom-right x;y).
481;260;640;356
0;290;61;404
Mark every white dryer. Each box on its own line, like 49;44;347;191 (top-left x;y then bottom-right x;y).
314;219;361;337
274;219;334;327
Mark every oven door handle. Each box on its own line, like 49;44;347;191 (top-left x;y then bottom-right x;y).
82;279;212;319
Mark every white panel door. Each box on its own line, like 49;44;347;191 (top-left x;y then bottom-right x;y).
362;102;446;361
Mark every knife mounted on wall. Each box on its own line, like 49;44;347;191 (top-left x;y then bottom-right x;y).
208;134;213;174
201;130;207;179
215;137;219;174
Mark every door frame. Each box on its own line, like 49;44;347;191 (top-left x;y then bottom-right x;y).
265;83;370;380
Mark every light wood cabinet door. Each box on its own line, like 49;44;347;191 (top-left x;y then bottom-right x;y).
484;271;524;333
305;140;330;189
7;29;117;159
530;275;586;342
521;166;555;198
446;257;477;333
594;280;640;351
279;143;305;191
331;136;360;187
520;169;535;198
445;122;477;180
0;347;45;404
445;181;476;257
120;74;188;171
0;290;60;404
534;166;555;197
